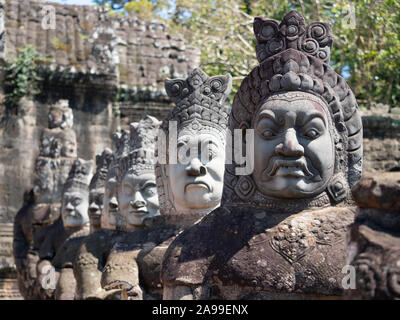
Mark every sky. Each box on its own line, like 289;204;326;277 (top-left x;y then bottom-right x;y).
47;0;94;5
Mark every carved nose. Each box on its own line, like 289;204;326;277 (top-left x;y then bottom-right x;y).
109;197;118;209
186;158;207;176
89;202;99;212
65;202;74;211
275;129;304;157
130;192;146;208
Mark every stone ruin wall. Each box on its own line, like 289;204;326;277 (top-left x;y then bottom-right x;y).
0;0;398;300
0;0;199;299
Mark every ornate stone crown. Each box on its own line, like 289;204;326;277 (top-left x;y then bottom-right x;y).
89;148;113;191
163;68;232;140
63;158;94;194
116;116;160;182
156;69;233;215
254;10;332;64
224;10;363;207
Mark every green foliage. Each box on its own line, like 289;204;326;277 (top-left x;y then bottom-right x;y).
124;0;155;20
4;46;43;109
96;0;400;109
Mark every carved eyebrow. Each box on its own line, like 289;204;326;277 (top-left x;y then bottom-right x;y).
141;181;156;189
201;139;219;148
256;110;279;126
298;112;327;127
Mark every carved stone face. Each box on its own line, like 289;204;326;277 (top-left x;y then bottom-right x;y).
103;176;118;227
167;132;225;210
88;188;104;229
48;109;63;129
252;93;335;198
48;108;73;130
61;190;89;228
119;172;159;227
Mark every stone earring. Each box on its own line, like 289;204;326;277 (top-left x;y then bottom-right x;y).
327;173;348;203
234;175;256;200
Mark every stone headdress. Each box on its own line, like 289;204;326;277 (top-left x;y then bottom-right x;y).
223;11;363;208
100;132;122;230
115;116;161;183
163;68;232;144
63;158;94;195
89;148;113;191
156;68;232;215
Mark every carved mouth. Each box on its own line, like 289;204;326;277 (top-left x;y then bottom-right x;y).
129;209;148;217
267;158;313;178
89;209;101;217
185;181;210;192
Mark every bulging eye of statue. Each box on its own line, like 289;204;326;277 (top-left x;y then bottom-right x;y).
301;118;326;140
256;117;279;140
202;144;218;162
207;149;216;161
262;129;277;139
304;128;320;139
73;197;82;206
142;182;157;197
177;142;189;163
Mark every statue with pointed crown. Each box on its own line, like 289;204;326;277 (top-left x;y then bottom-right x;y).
161;11;363;300
98;70;232;300
157;67;232;215
99;116;161;299
14;99;76;299
88;148;114;233
34;158;94;300
73;139;125;300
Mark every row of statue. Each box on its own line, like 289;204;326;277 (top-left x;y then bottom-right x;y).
12;11;400;300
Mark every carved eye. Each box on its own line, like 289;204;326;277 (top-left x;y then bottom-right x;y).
262;129;277;139
208;150;216;161
304;129;320;139
73;198;82;206
143;183;157;197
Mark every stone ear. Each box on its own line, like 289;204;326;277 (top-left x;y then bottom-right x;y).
239;121;250;143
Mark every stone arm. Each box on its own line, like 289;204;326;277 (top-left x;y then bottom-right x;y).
35;258;60;300
73;231;120;300
101;248;143;300
55;266;76;300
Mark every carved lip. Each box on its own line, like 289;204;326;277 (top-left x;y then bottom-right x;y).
267;158;313;178
88;209;101;217
129;209;148;217
185;181;210;192
107;208;118;217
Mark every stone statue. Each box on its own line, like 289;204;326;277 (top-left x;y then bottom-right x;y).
73;140;123;300
346;173;400;300
100;116;161;299
161;11;363;300
13;100;76;299
88;148;113;233
101;70;232;300
35;158;93;300
157;67;232;215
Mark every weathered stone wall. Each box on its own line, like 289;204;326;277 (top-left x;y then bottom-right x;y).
362;112;400;172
